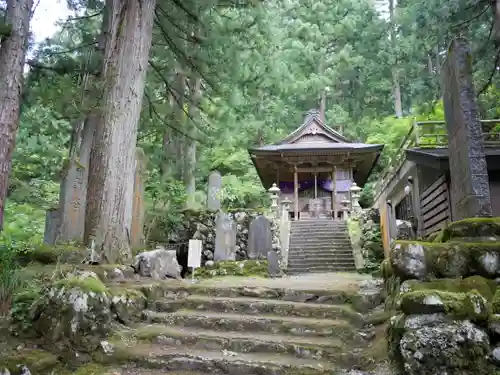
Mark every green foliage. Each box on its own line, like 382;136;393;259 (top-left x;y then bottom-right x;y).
2;0;499;252
359;210;384;272
0;244;23;316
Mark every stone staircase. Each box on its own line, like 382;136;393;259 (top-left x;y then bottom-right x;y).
104;276;389;375
287;220;356;275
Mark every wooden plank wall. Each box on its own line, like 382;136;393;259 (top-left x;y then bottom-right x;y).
420;175;450;236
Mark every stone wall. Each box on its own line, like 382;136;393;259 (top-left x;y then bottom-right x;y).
383;218;500;375
163;210;279;266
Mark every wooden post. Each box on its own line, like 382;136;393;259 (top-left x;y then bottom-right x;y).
314;172;318;199
294;166;299;221
331;166;337;220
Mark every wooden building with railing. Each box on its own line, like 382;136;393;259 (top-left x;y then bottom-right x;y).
373;119;500;256
249;110;384;220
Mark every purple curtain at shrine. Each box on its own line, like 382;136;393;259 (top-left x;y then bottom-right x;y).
279;179;335;193
279;179;352;193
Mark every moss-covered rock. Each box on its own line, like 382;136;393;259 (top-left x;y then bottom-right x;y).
390;241;429;280
390;240;500;280
397;314;491;375
108;287;146;324
195;260;268;278
442;218;500;242
400;290;489;321
31;273;112;351
399;276;496;301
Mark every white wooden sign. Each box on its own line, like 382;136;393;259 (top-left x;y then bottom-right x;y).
188;239;202;269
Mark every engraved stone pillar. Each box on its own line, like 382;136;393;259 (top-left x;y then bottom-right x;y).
442;37;492;219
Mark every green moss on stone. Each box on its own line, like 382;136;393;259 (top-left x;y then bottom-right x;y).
400;289;489;321
196;260;268;278
492;288;500;314
55;276;107;293
392;239;500;278
401;276;496;300
442;217;500;241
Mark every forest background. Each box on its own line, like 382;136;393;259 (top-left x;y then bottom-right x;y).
0;0;499;251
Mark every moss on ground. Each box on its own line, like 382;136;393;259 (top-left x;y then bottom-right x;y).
16;243;84;265
196;260;268;278
55;275;108;293
0;348;59;373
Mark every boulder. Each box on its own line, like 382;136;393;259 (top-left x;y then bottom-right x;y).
32;275;112;351
390;240;500;280
108;288;147;324
397;314;490;375
400;290;489;321
132;247;182;279
390;241;428;280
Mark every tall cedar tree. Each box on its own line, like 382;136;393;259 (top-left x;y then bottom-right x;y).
0;0;33;230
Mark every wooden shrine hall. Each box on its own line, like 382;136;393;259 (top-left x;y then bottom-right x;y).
248;109;384;220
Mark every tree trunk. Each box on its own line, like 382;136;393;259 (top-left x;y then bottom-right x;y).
174;70;186;179
388;0;403;118
85;0;156;263
0;0;33;231
184;75;201;208
493;0;500;46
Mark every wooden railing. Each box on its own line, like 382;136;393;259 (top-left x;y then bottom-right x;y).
373;119;500;202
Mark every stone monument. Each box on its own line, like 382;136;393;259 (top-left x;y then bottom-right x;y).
442;37;492;219
207;170;222;211
247;215;272;259
214;212;236;261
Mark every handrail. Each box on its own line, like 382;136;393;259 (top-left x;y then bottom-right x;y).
373;119;500;203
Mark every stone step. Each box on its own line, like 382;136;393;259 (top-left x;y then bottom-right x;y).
109;341;335;375
291;231;349;236
287;265;356;274
115;324;351;361
290;236;351;241
288;249;353;255
289;243;352;249
291;221;347;226
287;263;356;270
151;295;362;322
287;254;354;261
142;309;356;339
111;280;361;305
290;237;350;243
288;247;353;253
287;258;356;265
289;244;352;249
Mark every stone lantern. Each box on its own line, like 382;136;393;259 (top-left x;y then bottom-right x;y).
341;198;350;219
268;183;281;216
350;182;362;215
280;196;292;219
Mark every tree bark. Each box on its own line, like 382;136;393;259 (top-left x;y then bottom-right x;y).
388;0;403;118
184;75;201;208
0;0;33;231
84;0;156;263
493;0;500;46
